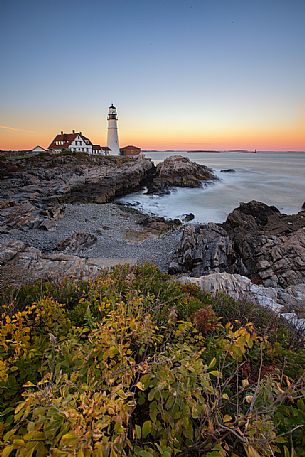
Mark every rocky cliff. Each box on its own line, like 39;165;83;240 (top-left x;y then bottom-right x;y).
170;201;305;329
0;152;155;232
170;201;305;288
0;152;217;233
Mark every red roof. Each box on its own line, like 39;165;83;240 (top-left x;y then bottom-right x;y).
120;145;141;151
93;145;110;151
48;132;92;149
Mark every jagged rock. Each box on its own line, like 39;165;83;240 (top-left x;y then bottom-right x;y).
226;200;280;229
38;205;65;231
169;223;234;275
220;169;236;173
183;213;195;222
0;200;15;209
302;201;305;210
170;201;305;288
1;201;40;230
148;155;217;192
56;232;97;253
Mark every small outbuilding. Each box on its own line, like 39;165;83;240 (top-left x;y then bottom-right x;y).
92;145;111;155
120;145;142;159
32;145;47;153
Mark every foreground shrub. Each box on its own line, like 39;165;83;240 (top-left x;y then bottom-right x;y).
0;265;304;456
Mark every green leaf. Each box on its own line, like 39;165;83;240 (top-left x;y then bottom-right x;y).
208;357;217;369
3;428;17;442
142;420;152;439
135;425;142;439
23;431;45;441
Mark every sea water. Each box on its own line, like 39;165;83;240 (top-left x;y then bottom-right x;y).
118;151;305;223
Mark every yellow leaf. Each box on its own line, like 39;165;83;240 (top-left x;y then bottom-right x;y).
2;445;15;457
242;379;249;388
23;381;36;388
61;432;77;444
223;414;232;423
15;401;26;415
222;393;229;400
135;381;145;391
209;370;222;378
12;439;25;446
245;445;262;457
245;395;254;404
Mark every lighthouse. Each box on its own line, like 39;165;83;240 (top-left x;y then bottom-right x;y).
107;104;120;155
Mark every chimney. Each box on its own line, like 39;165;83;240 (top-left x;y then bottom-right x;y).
72;129;75;133
80;131;82;136
61;131;64;135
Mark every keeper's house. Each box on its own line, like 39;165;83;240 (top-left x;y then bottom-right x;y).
49;131;92;153
48;131;110;155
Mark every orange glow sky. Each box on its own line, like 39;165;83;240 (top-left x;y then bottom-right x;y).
1;0;305;152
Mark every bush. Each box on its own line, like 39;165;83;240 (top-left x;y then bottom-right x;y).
0;265;304;456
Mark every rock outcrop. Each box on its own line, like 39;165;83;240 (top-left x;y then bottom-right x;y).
180;272;305;330
0;152;155;233
170;201;305;288
148;155;217;193
169;223;234;276
0;153;216;233
0;240;135;287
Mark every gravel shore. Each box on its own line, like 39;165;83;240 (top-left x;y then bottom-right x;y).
0;203;182;272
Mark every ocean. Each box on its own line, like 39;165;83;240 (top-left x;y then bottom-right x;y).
118;151;305;223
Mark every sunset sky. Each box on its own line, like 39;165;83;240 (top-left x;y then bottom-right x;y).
1;0;305;151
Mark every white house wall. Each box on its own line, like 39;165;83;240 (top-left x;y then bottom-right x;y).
70;135;92;154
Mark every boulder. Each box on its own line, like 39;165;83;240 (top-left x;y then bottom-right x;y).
56;232;97;253
148;155;217;192
183;213;195;222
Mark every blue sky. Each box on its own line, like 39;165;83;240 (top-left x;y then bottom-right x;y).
1;0;305;149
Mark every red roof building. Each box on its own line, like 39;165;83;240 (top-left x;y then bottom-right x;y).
119;145;142;159
48;131;109;155
92;145;111;155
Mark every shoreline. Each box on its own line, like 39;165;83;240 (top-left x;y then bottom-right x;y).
0;202;182;285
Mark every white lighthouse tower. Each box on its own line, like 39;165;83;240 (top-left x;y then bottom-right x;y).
107;104;120;155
